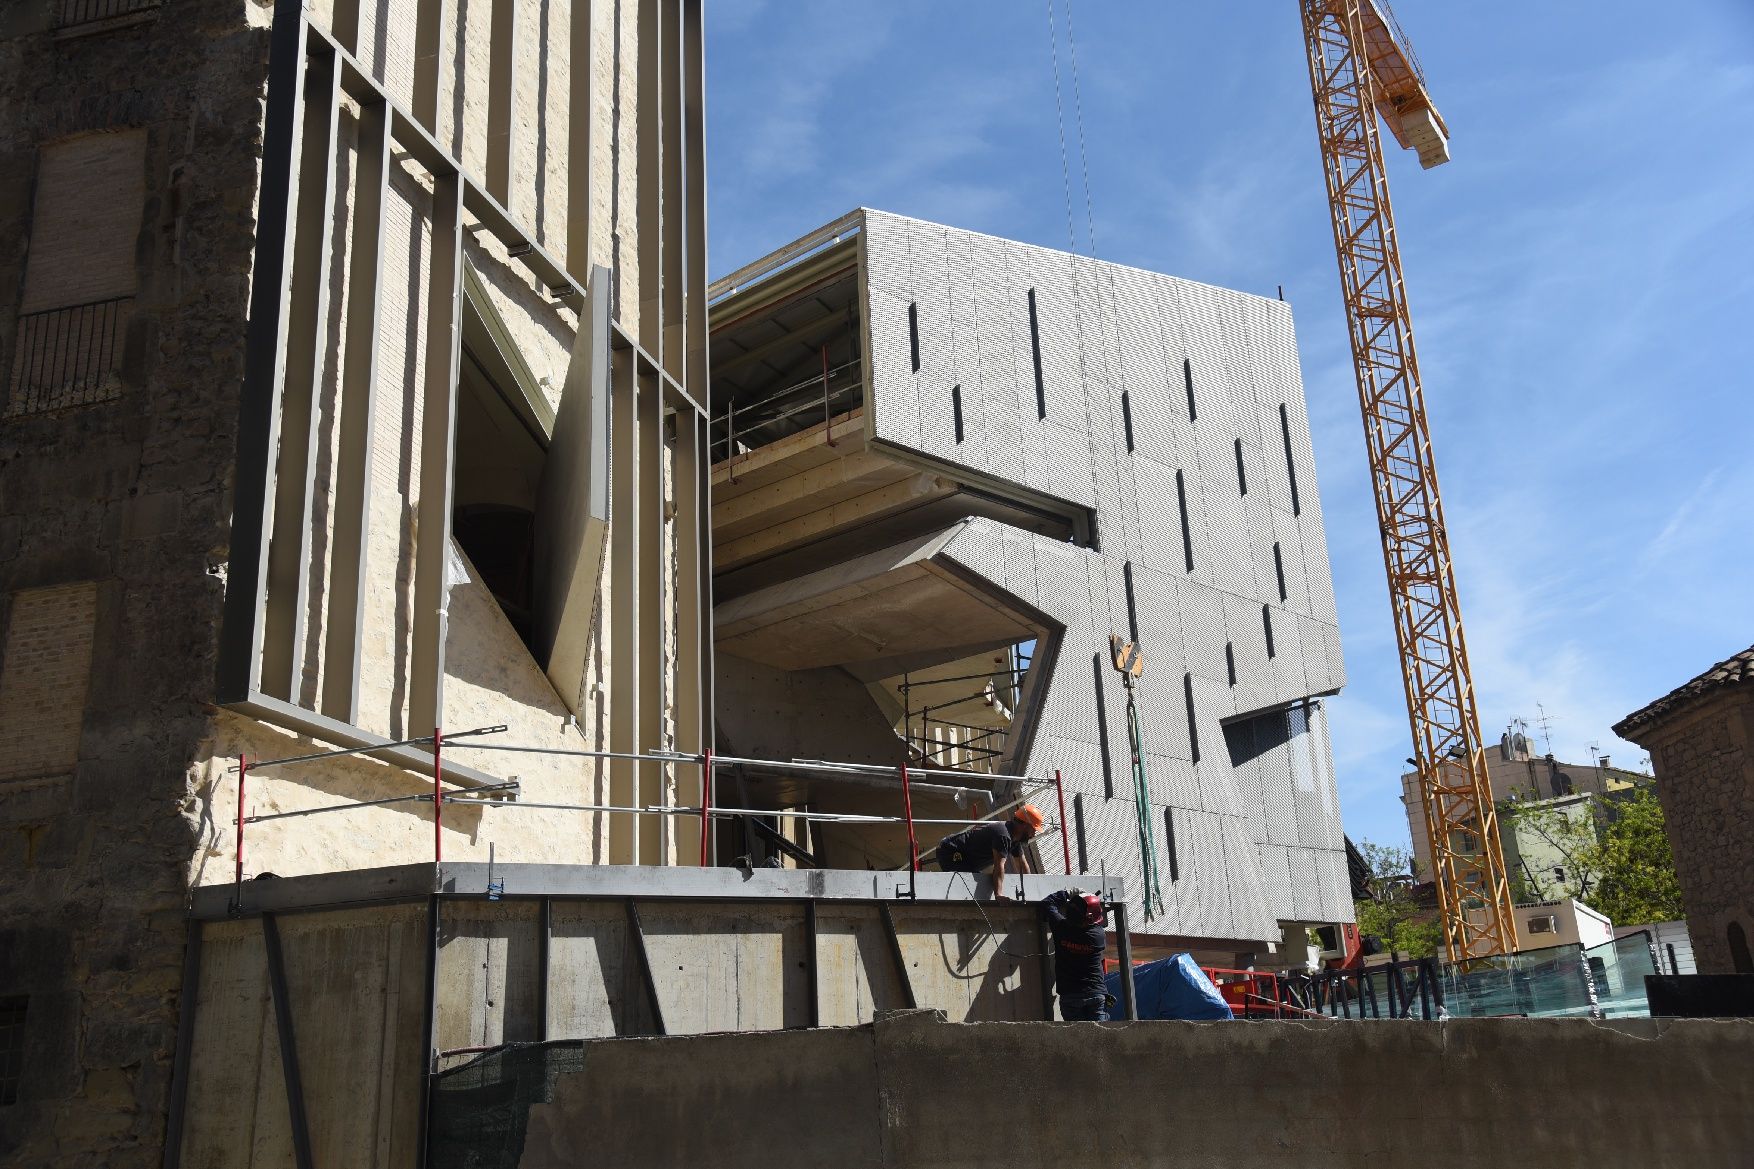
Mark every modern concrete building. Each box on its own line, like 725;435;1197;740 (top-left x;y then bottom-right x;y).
706;209;1353;958
1615;643;1754;975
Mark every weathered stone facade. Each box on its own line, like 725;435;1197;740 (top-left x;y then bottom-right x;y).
1615;646;1754;976
0;0;700;1164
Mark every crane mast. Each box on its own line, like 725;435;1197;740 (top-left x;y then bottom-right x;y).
1299;0;1516;961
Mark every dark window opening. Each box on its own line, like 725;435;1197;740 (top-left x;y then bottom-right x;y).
1176;469;1194;573
1120;389;1135;453
1262;605;1276;659
1225;642;1236;687
1162;807;1180;881
1074;793;1090;874
1234;438;1248;496
908;301;921;372
1183;672;1199;764
1122;561;1140;646
1183;357;1196;422
0;995;26;1106
1273;542;1288;602
1279;403;1301;516
452;343;547;651
951;384;964;444
1092;653;1115;800
1730;921;1753;974
1028;289;1047;419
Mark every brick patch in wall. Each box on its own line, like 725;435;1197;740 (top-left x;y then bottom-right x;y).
0;581;98;784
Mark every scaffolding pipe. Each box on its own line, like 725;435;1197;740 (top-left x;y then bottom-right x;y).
432;727;443;870
236;723;506;772
900;760;919;902
1054;769;1071;875
234;755;247;912
698;748;713;867
244;781;519;824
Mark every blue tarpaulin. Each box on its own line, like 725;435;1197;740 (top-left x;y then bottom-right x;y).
1108;954;1234;1020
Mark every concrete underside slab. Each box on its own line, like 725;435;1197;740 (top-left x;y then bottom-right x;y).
495;1012;1754;1169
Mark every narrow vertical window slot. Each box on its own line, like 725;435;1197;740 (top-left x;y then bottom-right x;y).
1273;541;1287;602
1279;403;1301;516
1122;561;1140;646
1225;642;1236;687
1183;357;1196;421
1120;389;1135;453
1262;605;1276;659
1183;671;1200;764
908;302;920;372
1176;469;1194;573
1162;807;1180;881
951;384;964;443
1074;793;1089;873
1093;653;1115;800
1234;438;1248;496
1028;288;1047;419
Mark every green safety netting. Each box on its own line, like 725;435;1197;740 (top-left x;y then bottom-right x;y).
428;1042;588;1169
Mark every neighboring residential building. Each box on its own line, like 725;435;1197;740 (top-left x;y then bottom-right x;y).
1512;898;1614;951
1614;644;1754;975
708;209;1353;958
1400;730;1651;887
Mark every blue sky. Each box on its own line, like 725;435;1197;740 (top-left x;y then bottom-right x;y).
704;2;1754;849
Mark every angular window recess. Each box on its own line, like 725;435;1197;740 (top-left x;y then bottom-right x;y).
1234;438;1248;496
0;995;25;1106
1122;561;1140;646
1074;793;1089;873
1279;403;1301;516
1273;541;1287;602
1183;672;1200;764
908;301;921;373
1176;469;1194;573
951;383;964;444
1120;389;1135;453
1225;641;1237;687
1028;288;1047;420
1262;604;1276;659
1183;357;1196;422
1162;807;1180;881
1092;653;1115;800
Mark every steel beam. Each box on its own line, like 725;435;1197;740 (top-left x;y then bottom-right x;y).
880;903;917;1010
262;914;315;1169
486;0;518;205
635;0;661;354
412;0;448;132
624;899;667;1035
160;920;203;1169
660;0;684;379
607;347;639;864
566;0;594;280
321;97;390;723
635;360;665;863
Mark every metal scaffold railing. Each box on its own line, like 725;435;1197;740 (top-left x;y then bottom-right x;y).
226;726;1080;911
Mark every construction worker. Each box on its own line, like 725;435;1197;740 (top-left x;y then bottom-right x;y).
934;805;1043;899
1042;888;1110;1021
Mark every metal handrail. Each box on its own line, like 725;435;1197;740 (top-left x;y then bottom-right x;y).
56;0;162;30
7;295;132;415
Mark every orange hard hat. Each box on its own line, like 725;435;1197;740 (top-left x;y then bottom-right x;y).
1014;805;1045;832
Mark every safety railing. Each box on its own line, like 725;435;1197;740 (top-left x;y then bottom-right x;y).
56;0;162;31
1280;957;1446;1020
226;728;1080;912
712;356;862;464
6;296;131;415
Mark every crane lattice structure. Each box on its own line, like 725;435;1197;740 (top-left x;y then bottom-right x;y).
1299;0;1516;961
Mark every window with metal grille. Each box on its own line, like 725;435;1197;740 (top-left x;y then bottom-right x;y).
1028;289;1046;419
1528;916;1558;935
8;131;145;417
0;996;26;1106
57;0;163;28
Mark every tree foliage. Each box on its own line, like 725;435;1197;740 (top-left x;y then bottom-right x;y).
1498;786;1684;927
1352;840;1443;959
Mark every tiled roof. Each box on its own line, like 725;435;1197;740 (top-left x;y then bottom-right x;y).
1613;644;1754;738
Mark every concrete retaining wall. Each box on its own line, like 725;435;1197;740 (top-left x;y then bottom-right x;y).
515;1012;1754;1169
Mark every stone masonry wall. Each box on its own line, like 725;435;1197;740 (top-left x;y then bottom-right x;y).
1637;690;1754;975
0;2;274;1165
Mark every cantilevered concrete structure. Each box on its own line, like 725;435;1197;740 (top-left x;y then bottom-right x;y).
709;210;1352;955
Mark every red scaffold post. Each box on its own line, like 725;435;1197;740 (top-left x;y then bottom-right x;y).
432;727;443;869
899;760;919;898
1054;768;1071;875
234;754;247;910
698;749;713;867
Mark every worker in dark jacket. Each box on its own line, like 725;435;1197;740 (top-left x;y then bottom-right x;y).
934;805;1043;899
1042;888;1109;1021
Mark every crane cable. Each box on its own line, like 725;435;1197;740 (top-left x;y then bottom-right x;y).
1045;0;1097;255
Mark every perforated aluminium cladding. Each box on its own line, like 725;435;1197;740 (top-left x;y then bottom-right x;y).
850;209;1348;943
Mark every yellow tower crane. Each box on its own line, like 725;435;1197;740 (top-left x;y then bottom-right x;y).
1298;0;1517;961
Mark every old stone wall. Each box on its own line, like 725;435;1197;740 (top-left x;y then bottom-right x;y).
0;3;274;1165
1638;691;1754;975
510;1012;1754;1169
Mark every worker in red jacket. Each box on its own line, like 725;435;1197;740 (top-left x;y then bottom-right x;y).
934;805;1043;899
